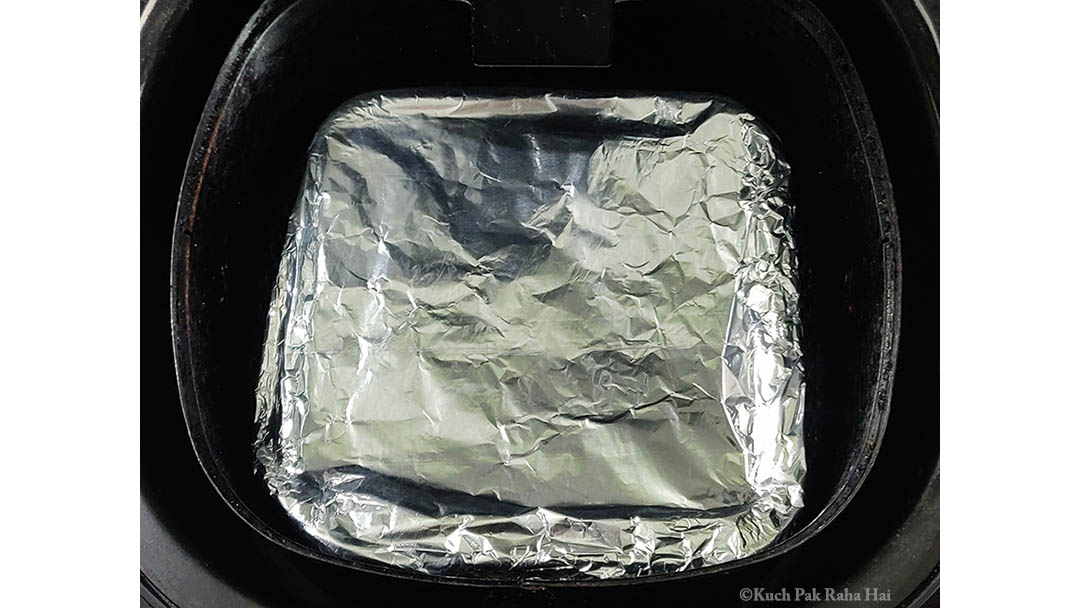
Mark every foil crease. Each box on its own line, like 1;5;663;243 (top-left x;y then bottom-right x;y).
255;93;805;580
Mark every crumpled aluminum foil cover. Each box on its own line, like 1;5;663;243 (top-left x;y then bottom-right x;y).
255;93;805;580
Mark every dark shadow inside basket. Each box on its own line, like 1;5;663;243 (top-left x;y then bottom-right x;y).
172;0;897;585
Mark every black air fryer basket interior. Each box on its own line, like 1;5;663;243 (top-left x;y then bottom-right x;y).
171;0;899;586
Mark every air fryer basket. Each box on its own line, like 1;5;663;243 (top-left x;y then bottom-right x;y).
171;0;899;586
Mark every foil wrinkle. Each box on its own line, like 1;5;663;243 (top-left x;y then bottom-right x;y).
255;93;805;580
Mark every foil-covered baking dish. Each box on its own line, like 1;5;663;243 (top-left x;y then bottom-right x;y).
255;93;805;579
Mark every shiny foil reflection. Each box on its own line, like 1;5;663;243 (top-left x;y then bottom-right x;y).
255;93;805;579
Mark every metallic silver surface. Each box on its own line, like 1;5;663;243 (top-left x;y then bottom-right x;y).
255;93;805;579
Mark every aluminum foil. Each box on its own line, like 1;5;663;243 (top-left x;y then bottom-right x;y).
255;93;805;580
